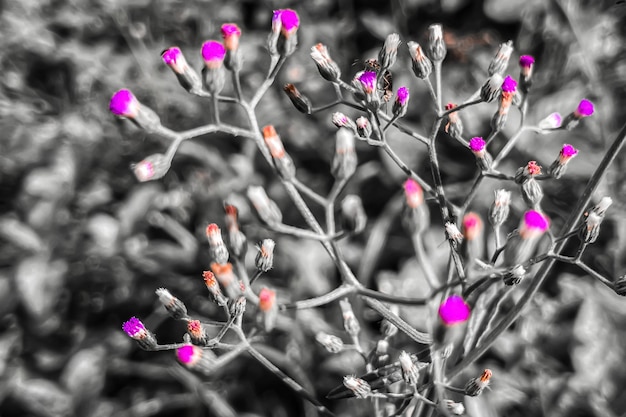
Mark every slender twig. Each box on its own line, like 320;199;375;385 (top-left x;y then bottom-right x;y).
251;55;287;108
437;98;482;119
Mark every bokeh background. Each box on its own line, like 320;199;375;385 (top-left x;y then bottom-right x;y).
1;0;626;416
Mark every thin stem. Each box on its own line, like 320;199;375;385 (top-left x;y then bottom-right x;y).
232;71;243;102
492;126;530;169
311;100;341;113
424;77;438;108
211;94;220;125
437;98;483;119
357;287;428;305
412;233;440;289
448;122;626;381
280;284;356;310
434;61;443;112
250;55;287;109
363;298;432;344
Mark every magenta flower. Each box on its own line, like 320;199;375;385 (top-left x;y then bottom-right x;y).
575;99;594;117
559;144;579;164
162;47;182;66
501;75;517;93
109;89;139;118
438;295;471;325
520;210;549;239
519;55;535;68
276;9;299;36
358;71;377;94
122;317;147;339
404;178;423;208
469;137;486;153
396;87;409;106
221;24;241;51
201;41;226;67
176;344;200;365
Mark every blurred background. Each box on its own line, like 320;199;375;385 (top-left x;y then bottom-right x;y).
1;0;626;416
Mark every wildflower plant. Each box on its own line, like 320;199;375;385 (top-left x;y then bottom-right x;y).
111;7;626;417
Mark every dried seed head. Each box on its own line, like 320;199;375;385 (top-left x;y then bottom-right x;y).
444;103;463;137
339;298;361;337
343;376;371;398
503;264;527;286
438;295;470;326
428;24;446;62
283;83;312;114
399;351;419;385
488;40;513;76
247;186;283;225
156;288;188;320
580;211;602;244
206;223;230;265
593;197;612;217
315;332;344;353
341;195;367;234
311;43;341;82
255;239;275;272
445;222;464;249
378;33;401;70
480;73;503;103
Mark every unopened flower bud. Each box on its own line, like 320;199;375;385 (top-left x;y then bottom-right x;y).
579;211;602;244
392;86;409;118
404;178;424;209
230;296;247;318
332;128;357;180
263;125;296;180
592;197;612;217
499;75;517;112
538;112;563;131
503;264;526;286
221;24;242;72
516;161;543;208
468;137;492;171
488;40;513;76
515;160;542;184
132;154;170;182
341;195;367;234
407;41;433;79
343;376;371;398
255;239;275;272
428;24;446;62
518;55;535;94
211;262;242;300
489;189;511;227
339;298;360;337
316;332;344;353
201;40;226;94
332;112;357;132
399;351;419;385
378;33;401;70
283;83;311;114
464;369;492;397
614;275;626;296
224;204;247;258
548;144;578;179
155;288;188;320
480;73;503;103
202;271;228;306
122;317;158;350
176;344;216;374
438;295;470;326
445;400;466;416
444;103;463;138
562;99;595;130
403;178;429;234
270;9;299;57
356;116;372;138
162;47;202;92
258;287;278;332
310;43;341;82
247;186;283;225
206;223;229;264
110;89;162;133
187;319;208;345
445;222;463;249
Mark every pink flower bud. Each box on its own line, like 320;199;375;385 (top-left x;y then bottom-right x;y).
407;41;433;79
275;9;299;37
132;154;169;182
559;144;578;164
221;24;241;51
187;320;207;344
357;71;377;95
202;271;228;306
201;40;226;68
109;89;139;118
575;99;594;118
161;47;187;74
263;125;285;158
122;317;147;339
519;55;535;75
404;178;423;208
255;239;275;272
462;212;483;241
469;137;486;153
258;287;276;312
501;75;517;93
392;86;409;118
438;295;470;326
519;210;549;239
155;288;188;320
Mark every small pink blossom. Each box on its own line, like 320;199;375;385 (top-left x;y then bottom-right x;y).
122;317;146;339
519;55;535;68
396;86;409;106
501;75;517;93
176;344;200;365
358;71;377;94
575;99;594;117
438;295;471;325
469;137;486;153
404;178;423;208
523;210;549;232
201;41;226;66
109;89;139;118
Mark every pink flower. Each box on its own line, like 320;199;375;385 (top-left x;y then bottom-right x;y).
462;212;483;241
404;178;423;208
109;89;139;118
469;137;486;153
122;317;146;339
176;344;201;365
575;99;594;117
396;86;409;106
201;41;226;68
559;144;578;164
275;9;299;36
519;55;535;68
259;288;276;312
501;75;517;93
358;71;377;94
438;295;470;325
221;24;241;51
520;210;549;239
